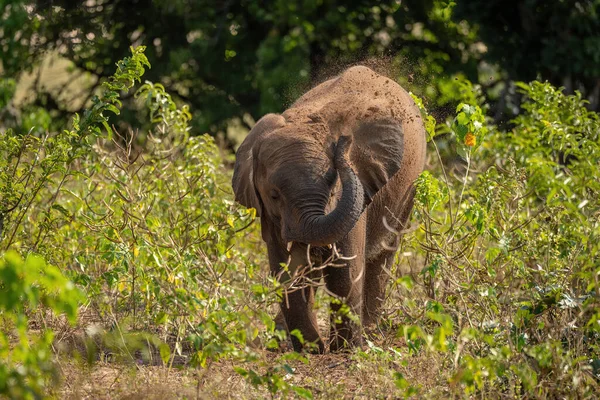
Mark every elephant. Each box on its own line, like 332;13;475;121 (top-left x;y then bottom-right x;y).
232;66;426;353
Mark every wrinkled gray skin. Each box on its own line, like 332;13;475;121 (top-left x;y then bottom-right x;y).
233;66;426;353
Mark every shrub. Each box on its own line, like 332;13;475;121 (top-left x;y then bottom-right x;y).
2;46;307;397
396;80;600;397
0;251;81;399
2;44;598;398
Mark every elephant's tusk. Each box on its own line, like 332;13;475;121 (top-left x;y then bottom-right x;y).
287;241;294;252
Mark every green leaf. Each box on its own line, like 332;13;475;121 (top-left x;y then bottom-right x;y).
159;342;171;365
292;386;314;399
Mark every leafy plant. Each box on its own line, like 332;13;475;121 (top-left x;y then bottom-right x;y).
3;36;599;399
394;81;600;397
0;251;82;399
2;45;308;397
0;46;150;254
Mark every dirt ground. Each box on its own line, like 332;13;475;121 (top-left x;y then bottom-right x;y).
49;253;436;399
55;329;447;399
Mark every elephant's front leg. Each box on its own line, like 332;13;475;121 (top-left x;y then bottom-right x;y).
268;242;324;353
325;213;367;351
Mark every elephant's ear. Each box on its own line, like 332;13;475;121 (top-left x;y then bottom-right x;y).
350;117;404;205
232;114;286;217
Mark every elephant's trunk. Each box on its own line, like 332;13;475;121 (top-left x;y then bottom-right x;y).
291;136;364;247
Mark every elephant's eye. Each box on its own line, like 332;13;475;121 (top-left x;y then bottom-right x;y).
269;189;280;200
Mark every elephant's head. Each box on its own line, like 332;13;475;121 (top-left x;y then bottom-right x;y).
232;114;364;247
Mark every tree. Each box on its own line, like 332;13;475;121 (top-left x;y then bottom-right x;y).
3;0;480;140
1;0;597;144
454;0;600;109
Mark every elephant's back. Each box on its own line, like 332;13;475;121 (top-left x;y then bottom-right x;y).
285;66;419;128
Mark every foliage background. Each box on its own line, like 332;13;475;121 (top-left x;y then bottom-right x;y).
3;1;600;140
0;1;599;398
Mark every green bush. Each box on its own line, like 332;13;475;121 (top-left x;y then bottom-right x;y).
2;46;307;397
0;46;152;397
2;44;598;398
396;80;599;397
0;251;81;399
